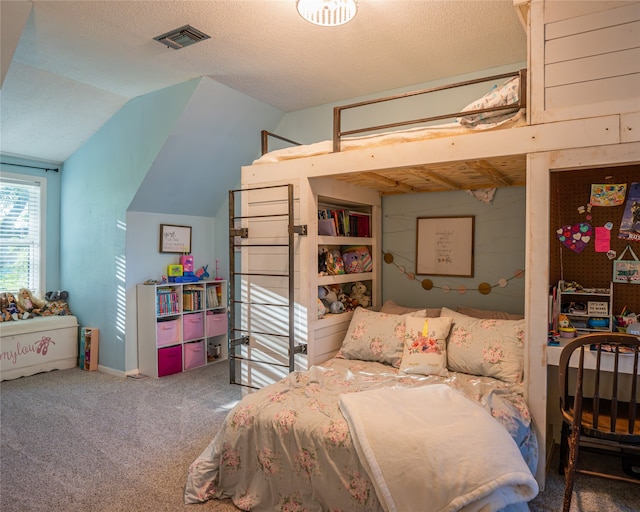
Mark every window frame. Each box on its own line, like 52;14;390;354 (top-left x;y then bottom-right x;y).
0;171;47;294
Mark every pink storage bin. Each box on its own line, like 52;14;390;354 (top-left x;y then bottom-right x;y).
157;345;182;377
183;312;204;341
184;340;205;370
156;319;180;347
206;312;228;337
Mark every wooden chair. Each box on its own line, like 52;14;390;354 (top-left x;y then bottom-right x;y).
558;332;640;512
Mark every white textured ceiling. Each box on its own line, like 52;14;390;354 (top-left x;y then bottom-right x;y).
0;0;527;163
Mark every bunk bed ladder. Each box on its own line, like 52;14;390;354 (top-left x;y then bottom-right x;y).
228;184;307;389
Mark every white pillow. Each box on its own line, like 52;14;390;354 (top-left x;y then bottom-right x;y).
400;316;453;376
457;76;520;127
442;307;525;384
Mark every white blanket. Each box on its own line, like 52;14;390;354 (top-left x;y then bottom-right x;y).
339;384;538;512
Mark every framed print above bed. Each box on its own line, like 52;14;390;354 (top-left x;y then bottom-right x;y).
159;224;192;253
416;216;474;277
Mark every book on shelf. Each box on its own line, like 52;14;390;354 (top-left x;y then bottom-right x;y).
318;209;370;237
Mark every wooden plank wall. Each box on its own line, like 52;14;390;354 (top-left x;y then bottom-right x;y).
549;164;640;320
543;1;640;120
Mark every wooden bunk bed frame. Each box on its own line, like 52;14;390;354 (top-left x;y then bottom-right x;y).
259;68;528;195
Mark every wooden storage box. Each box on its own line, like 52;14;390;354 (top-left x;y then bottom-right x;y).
79;327;99;371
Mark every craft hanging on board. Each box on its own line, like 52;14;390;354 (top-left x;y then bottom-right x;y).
613;245;640;284
556;222;593;253
618;181;640;242
590;183;627;207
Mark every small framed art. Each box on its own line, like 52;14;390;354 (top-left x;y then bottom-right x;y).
416;216;474;277
159;224;192;253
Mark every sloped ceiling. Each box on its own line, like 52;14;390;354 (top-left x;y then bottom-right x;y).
0;0;526;164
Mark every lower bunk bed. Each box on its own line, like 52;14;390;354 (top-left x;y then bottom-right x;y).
185;306;539;511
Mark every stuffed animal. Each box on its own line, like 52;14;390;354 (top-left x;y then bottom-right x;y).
317;298;327;319
329;301;345;314
342;250;364;274
5;292;28;320
318;247;329;276
558;314;570;329
18;288;46;318
349;281;371;308
0;294;11;321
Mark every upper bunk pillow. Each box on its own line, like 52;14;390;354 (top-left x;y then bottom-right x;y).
442;307;525;385
457;76;520;127
456;306;524;321
400;316;453;377
337;307;425;367
379;299;441;318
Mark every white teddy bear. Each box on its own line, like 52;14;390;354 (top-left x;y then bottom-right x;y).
349;281;371;308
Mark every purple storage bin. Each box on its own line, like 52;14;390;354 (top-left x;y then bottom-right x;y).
183;313;204;341
157;345;182;377
184;340;205;370
206;312;228;337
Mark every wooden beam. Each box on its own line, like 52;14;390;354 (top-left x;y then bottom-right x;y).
466;160;512;187
360;172;418;193
405;168;461;190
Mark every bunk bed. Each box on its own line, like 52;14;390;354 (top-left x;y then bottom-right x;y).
253;69;527;195
184;68;543;511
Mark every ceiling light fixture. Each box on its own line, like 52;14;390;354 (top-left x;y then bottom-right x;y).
297;0;357;27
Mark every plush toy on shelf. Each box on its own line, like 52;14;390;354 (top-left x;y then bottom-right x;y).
18;288;46;318
349;281;371;308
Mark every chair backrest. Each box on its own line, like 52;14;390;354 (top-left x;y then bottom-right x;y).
558;332;640;440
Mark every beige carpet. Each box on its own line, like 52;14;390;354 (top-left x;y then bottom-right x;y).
2;363;638;511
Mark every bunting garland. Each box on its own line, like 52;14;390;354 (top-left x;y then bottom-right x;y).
382;251;524;295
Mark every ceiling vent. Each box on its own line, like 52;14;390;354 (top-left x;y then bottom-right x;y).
154;25;210;50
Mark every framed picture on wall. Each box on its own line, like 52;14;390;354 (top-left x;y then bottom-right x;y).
159;224;192;253
416;216;474;277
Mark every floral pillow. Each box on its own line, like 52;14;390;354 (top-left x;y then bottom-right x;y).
456;306;524;320
442;307;525;384
337;307;422;367
400;316;453;376
457;76;520;127
379;299;441;318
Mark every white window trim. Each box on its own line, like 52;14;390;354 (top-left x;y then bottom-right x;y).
0;171;47;295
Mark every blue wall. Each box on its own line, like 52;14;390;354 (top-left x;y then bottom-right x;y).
382;187;526;314
61;80;199;372
61;77;284;373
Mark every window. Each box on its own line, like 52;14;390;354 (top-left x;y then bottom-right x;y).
0;173;45;293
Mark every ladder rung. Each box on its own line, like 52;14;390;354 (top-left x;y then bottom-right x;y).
231;272;290;277
231;300;289;307
230;327;290;339
231;213;290;220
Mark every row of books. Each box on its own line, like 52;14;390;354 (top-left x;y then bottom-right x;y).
183;286;204;311
206;285;221;308
157;289;179;315
318;209;371;237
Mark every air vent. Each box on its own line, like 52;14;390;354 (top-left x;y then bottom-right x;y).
154;25;210;50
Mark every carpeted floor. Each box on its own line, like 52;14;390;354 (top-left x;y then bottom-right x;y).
1;363;638;511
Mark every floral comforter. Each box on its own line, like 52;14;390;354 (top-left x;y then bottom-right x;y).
184;358;538;511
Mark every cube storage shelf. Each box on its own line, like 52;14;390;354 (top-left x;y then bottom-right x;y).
137;280;228;378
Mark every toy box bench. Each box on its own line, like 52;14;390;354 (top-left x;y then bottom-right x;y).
0;316;78;381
